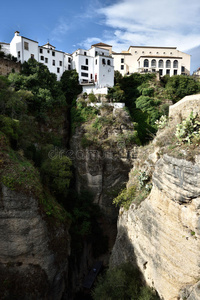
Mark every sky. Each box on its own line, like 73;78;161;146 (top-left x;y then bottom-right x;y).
1;0;200;72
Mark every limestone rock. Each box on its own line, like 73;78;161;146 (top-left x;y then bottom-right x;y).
0;184;70;299
110;154;200;300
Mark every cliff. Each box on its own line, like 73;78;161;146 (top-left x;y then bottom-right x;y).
0;184;70;299
71;103;138;221
110;95;200;300
0;132;71;299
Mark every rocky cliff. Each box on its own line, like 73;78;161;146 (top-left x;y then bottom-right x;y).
0;184;70;299
71;104;138;221
110;97;200;300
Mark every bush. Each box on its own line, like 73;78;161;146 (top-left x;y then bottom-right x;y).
175;111;200;144
92;263;159;300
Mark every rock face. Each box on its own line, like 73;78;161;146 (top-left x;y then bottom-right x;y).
0;184;70;299
110;153;200;300
71;107;138;221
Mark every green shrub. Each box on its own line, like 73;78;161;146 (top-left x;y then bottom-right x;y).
175;111;200;144
92;263;159;300
113;186;136;210
88;93;97;103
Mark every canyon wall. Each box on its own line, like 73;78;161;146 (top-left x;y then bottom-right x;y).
0;184;70;299
71;106;138;221
110;96;200;300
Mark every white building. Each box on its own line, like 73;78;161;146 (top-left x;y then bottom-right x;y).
72;43;114;94
9;31;72;80
112;46;190;76
8;32;114;93
1;31;191;94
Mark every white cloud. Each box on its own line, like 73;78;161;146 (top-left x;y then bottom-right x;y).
95;0;200;51
51;18;70;42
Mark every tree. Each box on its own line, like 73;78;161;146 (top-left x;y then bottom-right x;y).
165;75;200;103
41;155;72;196
60;70;82;105
107;84;125;102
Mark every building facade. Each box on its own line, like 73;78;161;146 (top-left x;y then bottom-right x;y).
112;46;190;76
72;43;114;93
1;32;191;94
9;31;71;80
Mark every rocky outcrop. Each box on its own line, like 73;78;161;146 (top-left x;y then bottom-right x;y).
110;151;200;300
169;94;200;124
71;106;138;221
0;184;70;299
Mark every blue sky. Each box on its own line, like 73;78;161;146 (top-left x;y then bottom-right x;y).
1;0;200;72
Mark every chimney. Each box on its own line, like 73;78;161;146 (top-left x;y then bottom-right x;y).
15;31;20;36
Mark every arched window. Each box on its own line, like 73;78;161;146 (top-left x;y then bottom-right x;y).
158;59;163;68
107;60;110;65
173;60;178;68
144;59;149;68
151;59;156;67
102;58;106;65
166;60;171;68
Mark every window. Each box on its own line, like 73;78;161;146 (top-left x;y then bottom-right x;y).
86;58;88;65
81;65;88;70
90;74;93;80
24;42;29;50
156;52;159;54
107;60;110;65
181;66;185;73
81;72;88;77
95;74;97;82
18;51;20;58
163;52;166;54
57;67;60;73
135;51;137;54
95;51;98;56
121;65;124;70
52;51;55;56
52;60;55;66
45;58;48;63
102;58;106;65
174;70;177;75
151;59;156;67
144;59;149;68
173;60;178;68
142;51;144;54
158;59;163;68
59;61;62;66
166;60;171;68
84;51;87;56
159;69;163;76
68;57;71;63
166;69;170;75
47;50;50;53
40;56;44;61
31;54;34;59
40;49;43;54
95;59;97;65
121;58;124;63
170;52;173;55
149;51;152;54
68;65;71;70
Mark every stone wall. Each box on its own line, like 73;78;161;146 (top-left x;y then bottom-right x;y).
169;94;200;123
0;57;21;76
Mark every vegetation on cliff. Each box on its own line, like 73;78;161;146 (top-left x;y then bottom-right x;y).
0;59;108;259
92;263;159;300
